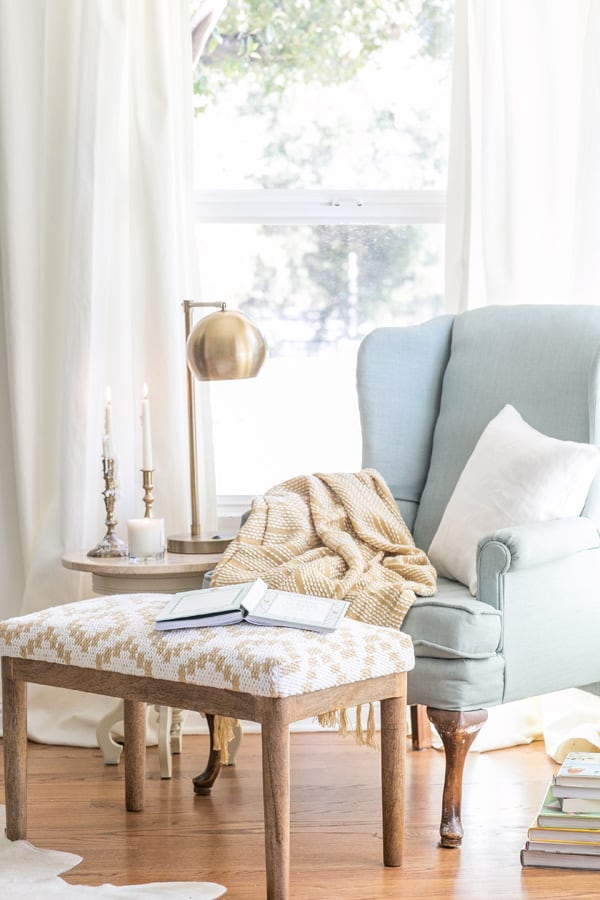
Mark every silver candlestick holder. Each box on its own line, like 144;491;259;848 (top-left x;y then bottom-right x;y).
88;457;128;557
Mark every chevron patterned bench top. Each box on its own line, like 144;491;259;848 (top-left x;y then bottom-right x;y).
0;594;414;698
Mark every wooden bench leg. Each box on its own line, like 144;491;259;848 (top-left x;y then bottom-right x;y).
381;694;406;867
124;699;146;812
2;660;28;840
261;701;290;900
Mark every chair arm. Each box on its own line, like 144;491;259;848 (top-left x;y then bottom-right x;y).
476;516;600;608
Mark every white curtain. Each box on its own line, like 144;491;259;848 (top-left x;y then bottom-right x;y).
446;0;600;313
446;0;600;761
0;0;217;743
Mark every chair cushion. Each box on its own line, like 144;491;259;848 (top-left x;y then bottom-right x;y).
428;405;600;593
401;578;502;660
0;594;414;699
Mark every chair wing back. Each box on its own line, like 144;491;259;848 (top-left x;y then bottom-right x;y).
356;315;454;530
412;305;600;553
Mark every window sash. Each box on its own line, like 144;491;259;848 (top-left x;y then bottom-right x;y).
194;189;445;225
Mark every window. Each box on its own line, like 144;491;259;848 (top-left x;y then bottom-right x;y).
192;0;454;502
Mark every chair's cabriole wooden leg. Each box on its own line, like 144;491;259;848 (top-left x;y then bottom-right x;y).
260;700;290;900
193;713;222;796
380;693;406;867
2;658;28;840
123;699;146;812
426;707;488;849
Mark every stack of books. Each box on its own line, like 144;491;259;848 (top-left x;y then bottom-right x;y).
521;751;600;869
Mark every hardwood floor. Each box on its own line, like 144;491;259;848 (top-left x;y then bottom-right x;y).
1;731;599;898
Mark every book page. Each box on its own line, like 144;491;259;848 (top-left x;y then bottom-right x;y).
255;590;340;626
170;586;245;616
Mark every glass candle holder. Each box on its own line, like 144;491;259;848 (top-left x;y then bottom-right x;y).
127;517;165;562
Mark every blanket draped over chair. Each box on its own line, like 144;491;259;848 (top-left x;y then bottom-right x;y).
212;468;436;628
210;469;436;747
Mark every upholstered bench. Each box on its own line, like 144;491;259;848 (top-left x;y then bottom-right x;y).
0;594;414;900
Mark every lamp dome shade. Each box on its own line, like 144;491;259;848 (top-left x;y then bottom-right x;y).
186;308;267;381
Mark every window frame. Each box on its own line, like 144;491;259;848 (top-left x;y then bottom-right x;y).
196;187;446;517
194;188;446;225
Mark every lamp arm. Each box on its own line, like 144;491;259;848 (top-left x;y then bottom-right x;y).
183;300;227;312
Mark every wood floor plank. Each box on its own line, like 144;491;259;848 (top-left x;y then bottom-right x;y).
1;732;599;898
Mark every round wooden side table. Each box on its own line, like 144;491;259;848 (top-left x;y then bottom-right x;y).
62;549;226;778
62;549;221;596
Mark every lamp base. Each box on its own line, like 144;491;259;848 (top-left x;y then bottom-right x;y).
167;532;234;555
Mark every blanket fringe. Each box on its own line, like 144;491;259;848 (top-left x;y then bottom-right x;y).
213;715;238;762
214;706;379;755
212;707;378;757
317;702;379;749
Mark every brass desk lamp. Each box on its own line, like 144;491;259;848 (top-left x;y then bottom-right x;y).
167;301;267;554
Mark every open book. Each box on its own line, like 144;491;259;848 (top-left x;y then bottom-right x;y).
155;578;349;634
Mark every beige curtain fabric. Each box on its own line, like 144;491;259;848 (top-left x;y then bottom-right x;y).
445;0;600;759
0;0;214;743
446;0;600;312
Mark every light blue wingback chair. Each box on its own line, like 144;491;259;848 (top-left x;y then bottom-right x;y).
357;304;600;848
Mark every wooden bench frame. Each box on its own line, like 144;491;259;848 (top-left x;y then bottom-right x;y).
2;656;408;900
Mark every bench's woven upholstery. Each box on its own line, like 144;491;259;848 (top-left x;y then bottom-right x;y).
0;594;414;698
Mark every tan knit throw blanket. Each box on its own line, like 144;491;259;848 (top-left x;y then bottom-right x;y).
210;468;436;750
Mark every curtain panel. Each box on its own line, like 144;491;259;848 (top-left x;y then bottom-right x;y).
445;0;600;760
446;0;600;312
0;0;216;742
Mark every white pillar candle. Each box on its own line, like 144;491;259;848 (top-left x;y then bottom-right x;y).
141;383;153;470
127;518;165;560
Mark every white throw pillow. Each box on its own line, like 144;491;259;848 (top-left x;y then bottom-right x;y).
428;404;600;595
